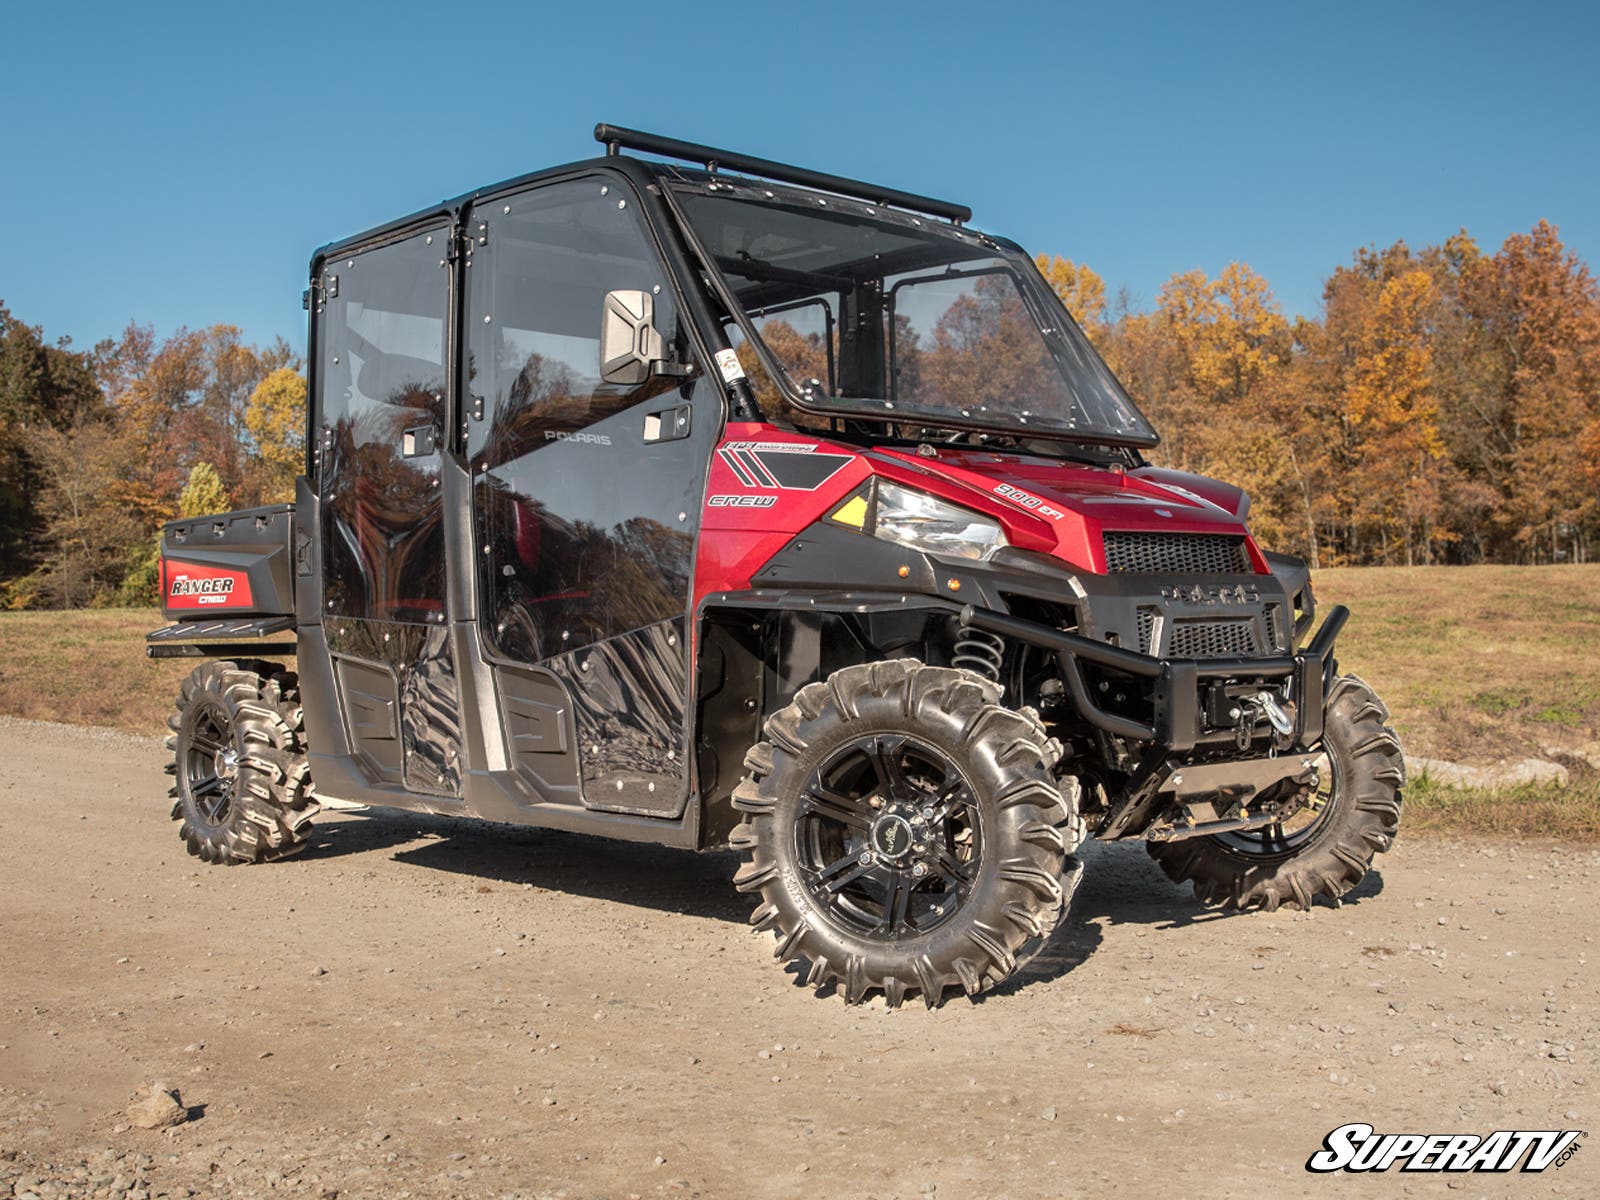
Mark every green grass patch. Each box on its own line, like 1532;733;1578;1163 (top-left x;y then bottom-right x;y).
1402;775;1600;841
1533;704;1584;726
1471;688;1530;716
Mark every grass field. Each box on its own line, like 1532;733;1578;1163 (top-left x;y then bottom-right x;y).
1313;564;1600;839
0;609;193;733
0;563;1596;836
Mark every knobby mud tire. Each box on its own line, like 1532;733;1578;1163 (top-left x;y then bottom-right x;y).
730;661;1084;1008
166;659;317;865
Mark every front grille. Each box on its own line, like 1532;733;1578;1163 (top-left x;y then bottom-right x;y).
1168;618;1261;659
1136;606;1158;654
1103;532;1249;574
1264;603;1284;651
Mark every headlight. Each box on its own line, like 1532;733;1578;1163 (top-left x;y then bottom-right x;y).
870;481;1008;562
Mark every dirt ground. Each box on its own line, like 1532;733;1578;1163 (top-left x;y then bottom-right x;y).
1;717;1596;1199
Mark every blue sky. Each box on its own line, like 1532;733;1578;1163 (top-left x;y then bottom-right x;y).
3;0;1596;356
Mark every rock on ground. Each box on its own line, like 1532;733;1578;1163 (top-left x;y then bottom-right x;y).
126;1084;186;1130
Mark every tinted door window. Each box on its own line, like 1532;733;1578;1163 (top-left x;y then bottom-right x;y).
466;179;707;663
317;227;450;621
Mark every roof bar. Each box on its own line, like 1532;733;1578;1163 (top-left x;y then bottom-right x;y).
593;123;972;224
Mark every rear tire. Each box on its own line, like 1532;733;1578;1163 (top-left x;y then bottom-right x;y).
1147;674;1403;911
166;660;317;864
730;661;1084;1007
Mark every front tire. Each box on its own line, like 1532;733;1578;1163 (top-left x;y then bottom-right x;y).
166;660;317;864
730;661;1084;1007
1147;674;1404;911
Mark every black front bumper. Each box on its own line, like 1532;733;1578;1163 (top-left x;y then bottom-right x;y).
958;602;1348;755
959;602;1347;841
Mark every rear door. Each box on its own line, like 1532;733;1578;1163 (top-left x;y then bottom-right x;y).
463;175;718;815
315;223;463;796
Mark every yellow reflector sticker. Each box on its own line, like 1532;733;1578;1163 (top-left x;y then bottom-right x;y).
832;495;869;528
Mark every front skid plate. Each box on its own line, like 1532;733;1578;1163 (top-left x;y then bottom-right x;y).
1161;755;1319;801
1137;754;1320;842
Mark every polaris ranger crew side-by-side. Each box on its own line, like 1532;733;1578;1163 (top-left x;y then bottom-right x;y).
148;124;1404;1007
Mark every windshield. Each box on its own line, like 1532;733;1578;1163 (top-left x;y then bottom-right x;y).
671;178;1157;446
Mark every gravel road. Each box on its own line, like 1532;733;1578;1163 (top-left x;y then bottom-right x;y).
1;716;1595;1198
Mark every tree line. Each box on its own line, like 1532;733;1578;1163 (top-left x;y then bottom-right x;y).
0;312;304;607
1039;219;1600;567
2;218;1597;608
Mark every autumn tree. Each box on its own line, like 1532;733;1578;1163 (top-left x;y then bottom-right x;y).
28;420;149;607
1034;255;1107;336
9;319;302;606
1112;264;1302;550
109;323;298;516
1459;221;1600;562
1343;268;1446;564
179;462;229;518
245;367;307;502
0;304;106;583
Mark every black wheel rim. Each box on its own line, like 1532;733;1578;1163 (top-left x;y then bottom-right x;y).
1214;749;1339;858
794;733;984;941
182;701;241;831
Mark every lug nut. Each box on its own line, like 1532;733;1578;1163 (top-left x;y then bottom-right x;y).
920;806;934;820
868;796;883;809
859;852;873;865
913;863;928;877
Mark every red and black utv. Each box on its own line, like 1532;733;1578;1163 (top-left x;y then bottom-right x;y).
149;124;1403;1007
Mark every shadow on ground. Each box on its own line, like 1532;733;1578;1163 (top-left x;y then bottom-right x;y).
297;806;1389;997
302;808;746;923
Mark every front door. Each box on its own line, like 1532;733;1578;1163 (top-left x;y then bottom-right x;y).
463;176;716;815
315;223;463;797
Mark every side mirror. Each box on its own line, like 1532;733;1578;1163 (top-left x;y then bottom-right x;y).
600;290;665;386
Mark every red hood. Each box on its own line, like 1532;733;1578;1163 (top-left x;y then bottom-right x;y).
869;447;1264;574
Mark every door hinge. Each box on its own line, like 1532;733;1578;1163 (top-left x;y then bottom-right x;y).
449;220;487;266
304;273;337;312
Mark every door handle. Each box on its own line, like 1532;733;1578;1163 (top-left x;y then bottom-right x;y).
402;423;438;458
643;404;691;444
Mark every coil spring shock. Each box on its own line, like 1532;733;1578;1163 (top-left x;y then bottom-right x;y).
952;627;1006;692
